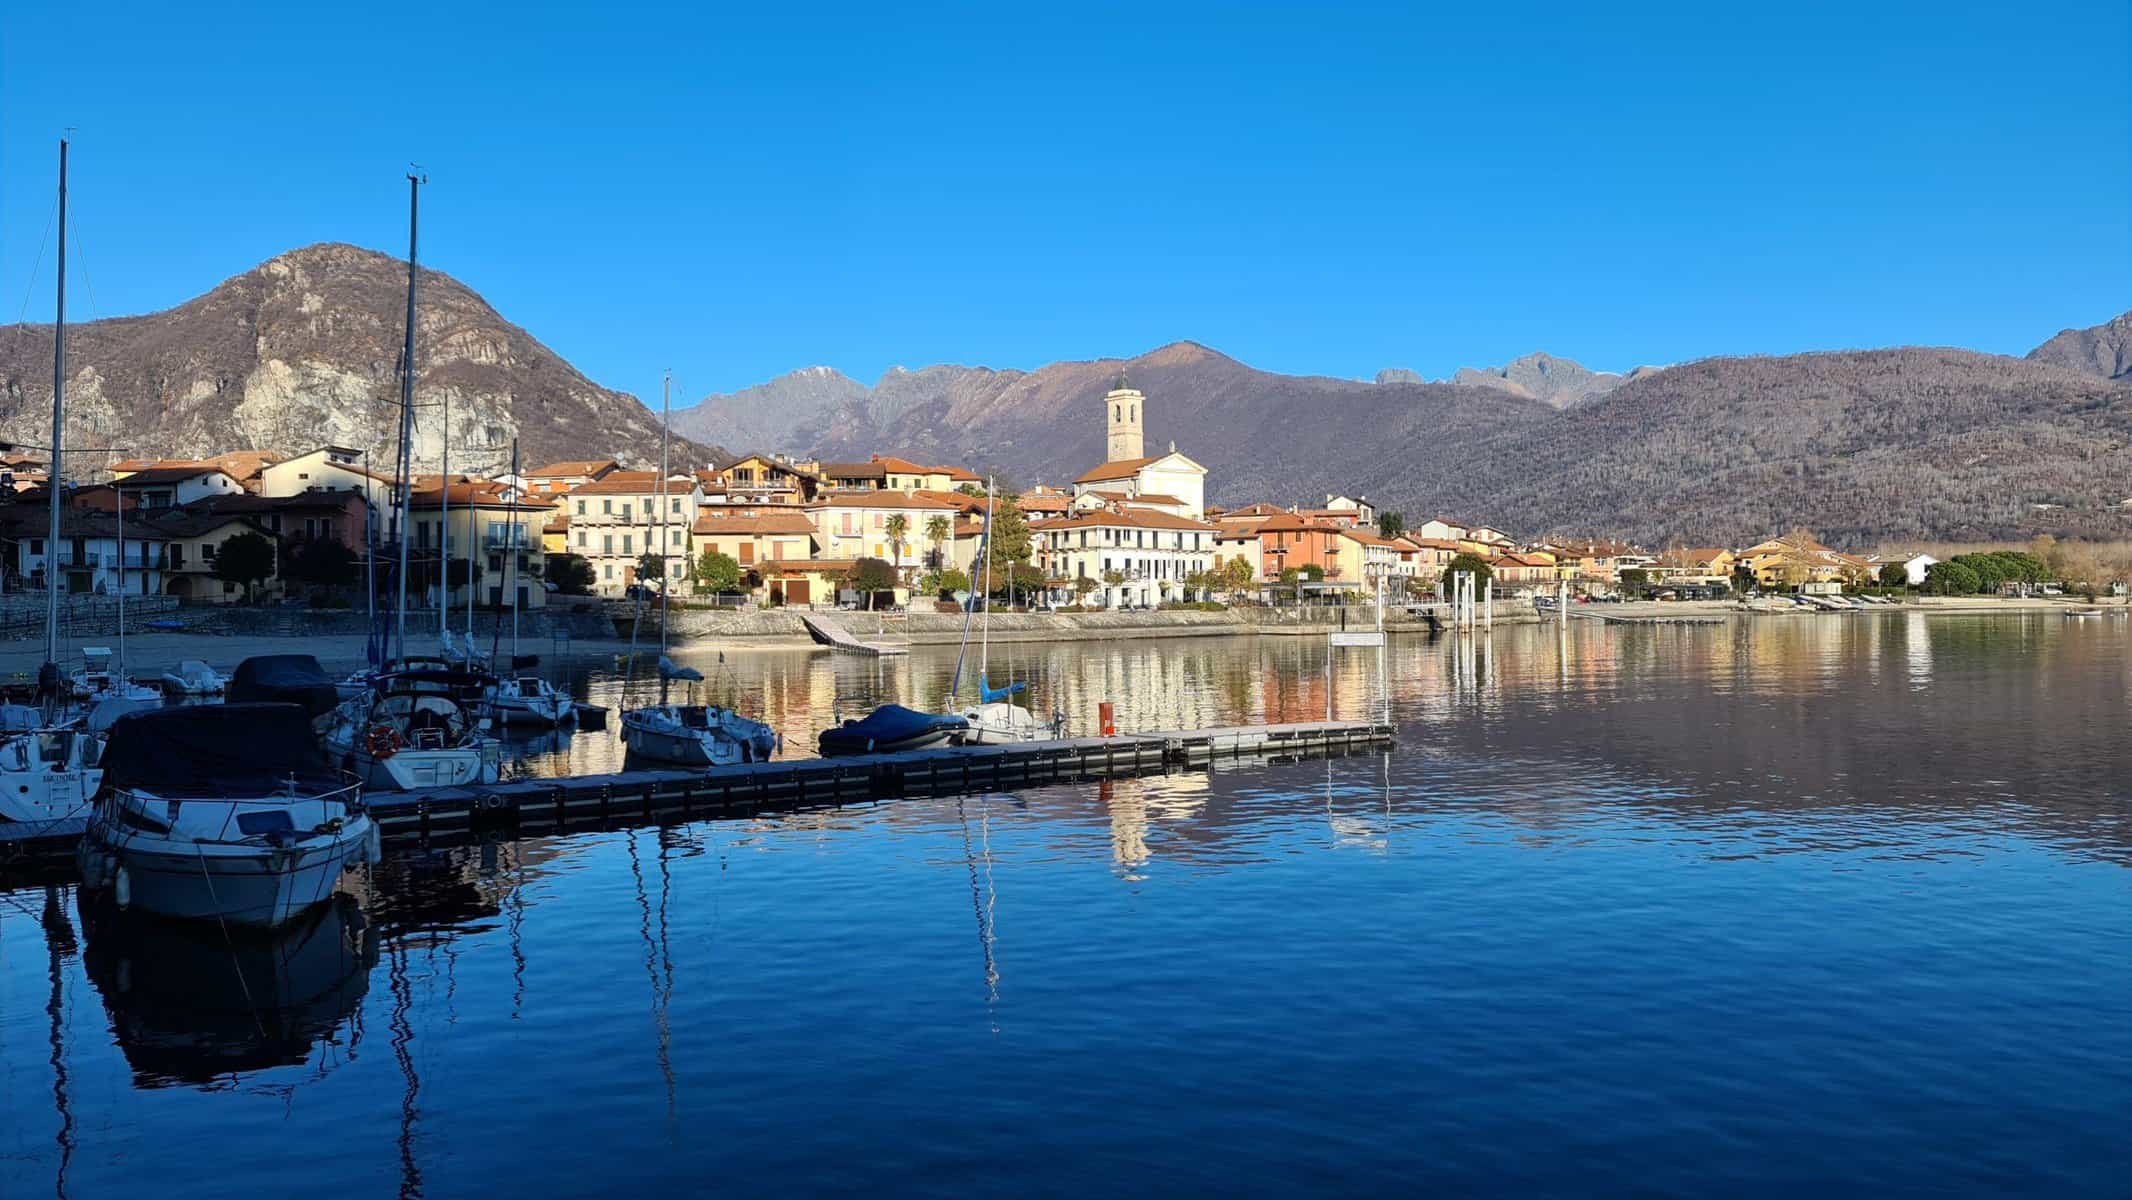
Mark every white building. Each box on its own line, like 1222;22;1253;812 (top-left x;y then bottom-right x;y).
565;471;703;595
1031;508;1217;609
259;446;395;509
111;465;246;511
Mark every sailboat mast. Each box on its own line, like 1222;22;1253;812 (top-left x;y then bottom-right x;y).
45;138;67;669
980;478;994;682
507;438;521;655
657;373;670;657
439;391;450;638
393;171;424;664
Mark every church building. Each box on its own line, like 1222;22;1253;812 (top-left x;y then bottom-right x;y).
1069;375;1208;520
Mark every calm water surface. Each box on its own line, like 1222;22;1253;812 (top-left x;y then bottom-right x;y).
3;613;2127;1197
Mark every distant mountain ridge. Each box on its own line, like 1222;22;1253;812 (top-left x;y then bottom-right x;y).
0;242;721;476
677;327;2132;545
6;240;2124;547
2028;310;2132;380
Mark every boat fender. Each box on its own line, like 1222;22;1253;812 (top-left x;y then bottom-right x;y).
364;821;383;864
113;865;131;910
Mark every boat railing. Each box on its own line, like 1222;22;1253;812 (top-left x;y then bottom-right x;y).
110;777;367;842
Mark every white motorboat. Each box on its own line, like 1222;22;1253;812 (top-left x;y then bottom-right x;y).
76;704;380;928
489;673;576;728
0;724;102;825
70;646;161;703
622;700;777;766
322;668;501;791
160;658;229;696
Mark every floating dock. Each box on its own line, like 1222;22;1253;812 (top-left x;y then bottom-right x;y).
0;719;1391;880
796;611;909;656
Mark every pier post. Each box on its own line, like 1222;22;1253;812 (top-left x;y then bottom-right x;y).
1483;578;1493;629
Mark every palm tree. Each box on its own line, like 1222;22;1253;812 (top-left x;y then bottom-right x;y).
924;514;951;570
885;513;909;575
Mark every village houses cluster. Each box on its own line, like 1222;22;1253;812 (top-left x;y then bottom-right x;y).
0;380;1932;611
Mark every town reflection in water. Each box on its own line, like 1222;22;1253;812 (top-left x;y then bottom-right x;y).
2;611;2126;1198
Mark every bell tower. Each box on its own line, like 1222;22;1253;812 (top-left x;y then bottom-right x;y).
1103;370;1145;462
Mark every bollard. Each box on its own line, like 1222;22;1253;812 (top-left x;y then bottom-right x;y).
1099;701;1117;737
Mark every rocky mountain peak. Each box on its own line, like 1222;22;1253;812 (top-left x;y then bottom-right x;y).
2028;311;2132;380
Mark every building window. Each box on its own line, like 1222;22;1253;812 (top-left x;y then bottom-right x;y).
603;564;613;580
603;534;614;554
622;534;632;554
576;499;586;515
603;499;613;514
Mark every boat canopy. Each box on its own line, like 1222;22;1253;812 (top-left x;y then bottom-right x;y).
101;704;343;798
657;656;704;682
370;667;493;693
229;655;342;717
978;673;1025;703
0;703;42;734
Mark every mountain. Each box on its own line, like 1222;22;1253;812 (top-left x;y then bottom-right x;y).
2028;311;2132;381
1444;348;2132;545
681;336;2132;546
1446;351;1651;409
0;242;718;475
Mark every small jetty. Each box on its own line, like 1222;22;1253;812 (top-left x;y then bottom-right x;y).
796;611;909;656
1571;610;1728;626
0;719;1391;878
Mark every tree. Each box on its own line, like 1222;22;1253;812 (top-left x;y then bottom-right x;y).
549;553;596;596
1619;567;1650;592
885;513;910;573
844;557;897;609
1221;556;1256;596
1072;576;1096;604
1924;560;1981;595
982;493;1033;582
934;567;971;596
1877;561;1909;589
1299;563;1325;582
924;514;951;568
694;549;742;595
213;531;278;602
1440;552;1494;593
636;552;667;593
1377;511;1406;539
283;536;357;594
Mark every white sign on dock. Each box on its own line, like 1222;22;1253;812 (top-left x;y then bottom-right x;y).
1329;631;1385;647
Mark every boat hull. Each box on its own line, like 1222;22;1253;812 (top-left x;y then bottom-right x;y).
78;818;377;928
492;695;574;728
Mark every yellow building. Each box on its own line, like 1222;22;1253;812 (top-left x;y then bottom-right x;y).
406;482;551;610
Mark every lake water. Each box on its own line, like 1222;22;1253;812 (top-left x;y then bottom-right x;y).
3;613;2127;1197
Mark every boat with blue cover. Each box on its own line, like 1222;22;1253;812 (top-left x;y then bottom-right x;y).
817;704;969;756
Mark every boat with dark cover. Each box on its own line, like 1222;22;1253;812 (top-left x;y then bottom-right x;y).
817;705;969;756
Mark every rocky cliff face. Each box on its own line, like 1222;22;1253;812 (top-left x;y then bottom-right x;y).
2028;311;2132;380
0;243;717;476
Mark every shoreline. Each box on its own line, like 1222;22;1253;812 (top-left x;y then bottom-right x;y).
2;597;2117;679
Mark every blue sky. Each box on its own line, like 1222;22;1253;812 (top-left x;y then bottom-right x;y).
3;2;2126;402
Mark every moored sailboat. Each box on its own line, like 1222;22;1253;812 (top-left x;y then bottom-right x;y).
618;375;776;766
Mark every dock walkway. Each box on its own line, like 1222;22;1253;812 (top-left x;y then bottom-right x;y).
0;719;1392;880
795;611;909;656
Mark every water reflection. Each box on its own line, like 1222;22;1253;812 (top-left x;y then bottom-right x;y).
77;892;376;1088
0;613;2127;1198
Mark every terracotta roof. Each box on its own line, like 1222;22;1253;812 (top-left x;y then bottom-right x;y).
690;511;818;536
407;482;526;510
570;471;668;496
807;491;959;511
1215;518;1271;537
527;458;619;478
763;558;865;576
819;461;888;479
113;465;240;487
868;455;928;473
912;489;988;513
1340;529;1401;547
1404;537;1462;551
1252;513;1343;535
1031;508;1214;533
936;465;981;481
1219;503;1287;519
1071;456;1159;484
